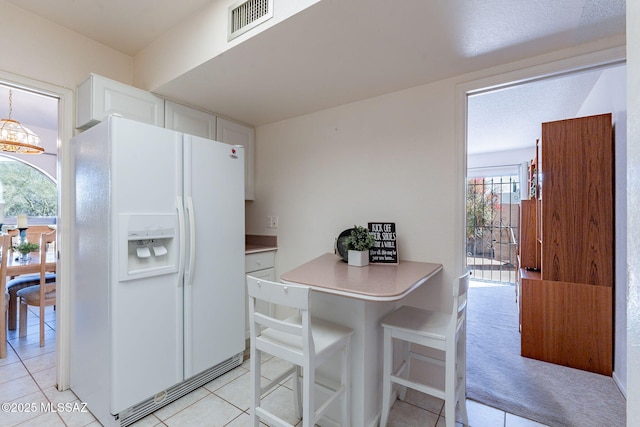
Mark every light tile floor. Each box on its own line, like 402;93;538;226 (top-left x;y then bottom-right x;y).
1;306;549;427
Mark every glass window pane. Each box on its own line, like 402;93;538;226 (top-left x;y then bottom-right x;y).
0;154;56;224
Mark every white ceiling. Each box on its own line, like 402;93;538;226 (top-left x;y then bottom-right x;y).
467;65;623;155
4;0;627;155
6;0;214;56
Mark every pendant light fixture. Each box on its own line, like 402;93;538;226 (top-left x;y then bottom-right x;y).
0;89;43;154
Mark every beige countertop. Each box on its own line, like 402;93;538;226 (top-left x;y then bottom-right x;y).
245;234;277;254
245;244;278;254
281;253;443;301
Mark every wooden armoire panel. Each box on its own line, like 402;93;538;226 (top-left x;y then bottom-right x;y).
541;113;613;286
519;199;539;270
521;278;613;375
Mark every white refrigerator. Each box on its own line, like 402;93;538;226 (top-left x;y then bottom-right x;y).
70;116;245;427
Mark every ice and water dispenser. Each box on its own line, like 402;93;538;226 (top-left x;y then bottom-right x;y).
119;214;178;281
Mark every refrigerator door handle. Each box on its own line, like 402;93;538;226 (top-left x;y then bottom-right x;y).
186;196;196;287
177;196;186;287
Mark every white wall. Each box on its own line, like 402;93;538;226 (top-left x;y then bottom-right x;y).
626;1;640;425
249;79;460;311
0;1;132;91
576;65;628;394
0;1;132;177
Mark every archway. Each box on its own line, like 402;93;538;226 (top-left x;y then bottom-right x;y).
0;154;57;226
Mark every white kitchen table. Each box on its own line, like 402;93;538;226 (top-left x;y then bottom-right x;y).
280;253;443;427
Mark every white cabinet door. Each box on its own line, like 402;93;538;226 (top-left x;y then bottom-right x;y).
76;73;165;130
217;118;255;200
165;101;216;139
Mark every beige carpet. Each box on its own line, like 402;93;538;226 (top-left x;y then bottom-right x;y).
466;282;626;427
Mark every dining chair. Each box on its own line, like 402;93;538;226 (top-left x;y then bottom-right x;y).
246;275;353;427
380;272;470;427
6;228;56;330
1;234;11;358
16;231;56;347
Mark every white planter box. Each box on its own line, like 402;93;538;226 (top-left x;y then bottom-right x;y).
348;250;369;267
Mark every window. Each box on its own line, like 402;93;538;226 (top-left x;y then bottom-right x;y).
0;154;56;225
466;174;520;284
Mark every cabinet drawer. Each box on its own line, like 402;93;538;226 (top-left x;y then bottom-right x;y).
245;251;275;273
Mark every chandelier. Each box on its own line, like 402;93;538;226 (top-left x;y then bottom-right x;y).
0;89;43;154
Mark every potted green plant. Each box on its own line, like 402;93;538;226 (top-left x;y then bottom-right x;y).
344;225;375;267
13;242;39;263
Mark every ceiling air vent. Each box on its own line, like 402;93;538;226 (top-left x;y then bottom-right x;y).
228;0;273;41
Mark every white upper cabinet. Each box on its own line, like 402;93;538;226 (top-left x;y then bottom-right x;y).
76;73;165;130
164;101;216;139
75;75;255;200
217;117;255;200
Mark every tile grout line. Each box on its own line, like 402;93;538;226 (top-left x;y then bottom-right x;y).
6;307;69;427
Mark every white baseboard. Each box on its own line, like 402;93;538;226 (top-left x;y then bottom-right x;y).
612;370;627;398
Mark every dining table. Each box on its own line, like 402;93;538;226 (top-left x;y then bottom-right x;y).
4;225;57;276
280;253;443;427
6;252;57;276
3;249;57;332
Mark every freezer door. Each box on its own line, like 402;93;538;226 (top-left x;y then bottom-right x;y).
183;135;245;378
109;118;185;413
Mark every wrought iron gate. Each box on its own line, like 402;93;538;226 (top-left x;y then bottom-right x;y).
466;175;520;284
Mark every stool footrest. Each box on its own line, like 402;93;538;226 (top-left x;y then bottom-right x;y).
256;406;292;427
390;374;445;400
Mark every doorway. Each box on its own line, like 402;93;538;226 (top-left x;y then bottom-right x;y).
461;52;628;419
0;81;59;381
0;72;74;390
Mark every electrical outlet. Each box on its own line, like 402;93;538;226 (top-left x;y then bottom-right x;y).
267;216;279;228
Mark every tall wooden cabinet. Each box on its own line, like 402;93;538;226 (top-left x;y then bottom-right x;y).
541;115;614;285
519;113;613;375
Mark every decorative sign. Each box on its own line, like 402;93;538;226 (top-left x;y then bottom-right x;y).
368;222;398;264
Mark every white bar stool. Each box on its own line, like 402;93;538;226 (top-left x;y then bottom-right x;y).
247;275;354;427
380;272;470;427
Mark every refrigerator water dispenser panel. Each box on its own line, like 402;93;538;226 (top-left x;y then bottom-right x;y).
119;213;178;281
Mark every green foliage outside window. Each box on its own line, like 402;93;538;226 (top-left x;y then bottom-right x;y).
0;157;57;218
466;178;499;239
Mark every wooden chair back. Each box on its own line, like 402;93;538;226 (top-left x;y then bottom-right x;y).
0;234;11;358
39;231;57;291
7;226;55;257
